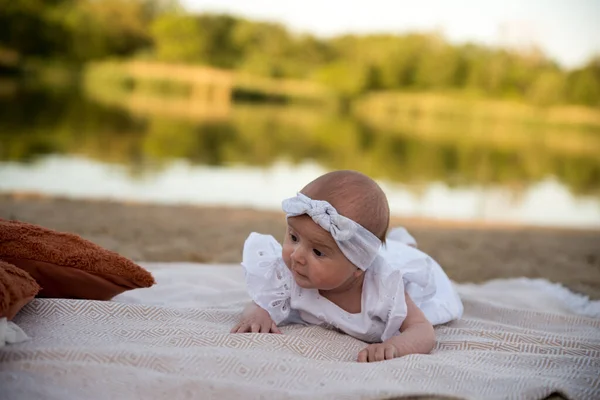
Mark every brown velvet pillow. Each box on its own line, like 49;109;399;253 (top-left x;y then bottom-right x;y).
0;219;155;300
0;260;41;320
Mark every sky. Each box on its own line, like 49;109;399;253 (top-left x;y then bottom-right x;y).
180;0;600;69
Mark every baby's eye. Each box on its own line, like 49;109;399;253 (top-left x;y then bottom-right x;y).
290;234;298;242
313;249;323;257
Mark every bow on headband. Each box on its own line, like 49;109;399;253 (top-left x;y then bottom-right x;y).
281;193;381;270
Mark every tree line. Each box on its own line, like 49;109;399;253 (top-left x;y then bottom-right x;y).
1;0;599;106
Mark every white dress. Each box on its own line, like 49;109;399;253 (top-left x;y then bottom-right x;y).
242;227;463;343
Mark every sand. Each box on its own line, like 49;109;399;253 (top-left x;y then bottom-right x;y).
1;193;599;299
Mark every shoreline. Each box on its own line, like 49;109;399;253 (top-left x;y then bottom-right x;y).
3;191;599;233
1;192;599;299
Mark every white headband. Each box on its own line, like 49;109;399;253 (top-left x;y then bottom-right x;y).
281;193;381;270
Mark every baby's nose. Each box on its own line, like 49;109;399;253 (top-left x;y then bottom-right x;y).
291;246;307;264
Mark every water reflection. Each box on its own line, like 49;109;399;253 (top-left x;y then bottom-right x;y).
1;156;599;227
0;85;599;227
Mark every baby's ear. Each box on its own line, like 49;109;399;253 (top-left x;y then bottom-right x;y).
353;268;365;278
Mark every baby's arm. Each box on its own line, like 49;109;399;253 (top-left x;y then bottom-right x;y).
387;292;435;355
231;301;282;334
358;292;435;362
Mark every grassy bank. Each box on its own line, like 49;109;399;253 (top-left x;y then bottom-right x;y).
352;92;600;156
83;60;334;106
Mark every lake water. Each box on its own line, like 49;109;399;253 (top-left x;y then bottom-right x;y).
1;85;599;228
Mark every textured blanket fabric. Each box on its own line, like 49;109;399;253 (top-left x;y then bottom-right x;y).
1;263;599;400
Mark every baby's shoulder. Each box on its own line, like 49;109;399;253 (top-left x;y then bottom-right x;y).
377;239;432;270
242;232;283;266
369;240;436;290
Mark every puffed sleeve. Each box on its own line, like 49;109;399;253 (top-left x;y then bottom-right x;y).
375;264;409;342
376;239;437;341
381;240;436;302
242;233;293;325
382;229;463;327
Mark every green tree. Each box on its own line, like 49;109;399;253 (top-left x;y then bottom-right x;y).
567;57;600;106
0;0;72;61
152;13;241;68
151;14;207;63
0;0;175;63
527;69;566;106
231;19;292;76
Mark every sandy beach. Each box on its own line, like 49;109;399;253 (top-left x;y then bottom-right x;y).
1;193;599;299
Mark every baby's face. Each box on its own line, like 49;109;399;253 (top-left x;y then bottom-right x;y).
282;215;358;290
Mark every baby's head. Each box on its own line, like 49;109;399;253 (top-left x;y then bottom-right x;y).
282;170;390;291
301;170;390;242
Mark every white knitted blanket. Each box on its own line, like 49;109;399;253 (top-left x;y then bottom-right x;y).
1;263;599;400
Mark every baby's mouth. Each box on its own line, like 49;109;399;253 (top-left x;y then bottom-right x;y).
292;267;308;279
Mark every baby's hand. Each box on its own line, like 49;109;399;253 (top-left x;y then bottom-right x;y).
231;302;282;334
357;343;399;362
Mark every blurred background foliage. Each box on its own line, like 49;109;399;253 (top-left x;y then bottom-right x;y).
1;0;599;107
0;0;598;205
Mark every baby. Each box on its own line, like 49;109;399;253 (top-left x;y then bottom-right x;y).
232;170;463;362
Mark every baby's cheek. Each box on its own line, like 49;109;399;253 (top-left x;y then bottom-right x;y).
281;245;292;268
310;267;341;289
326;265;356;287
